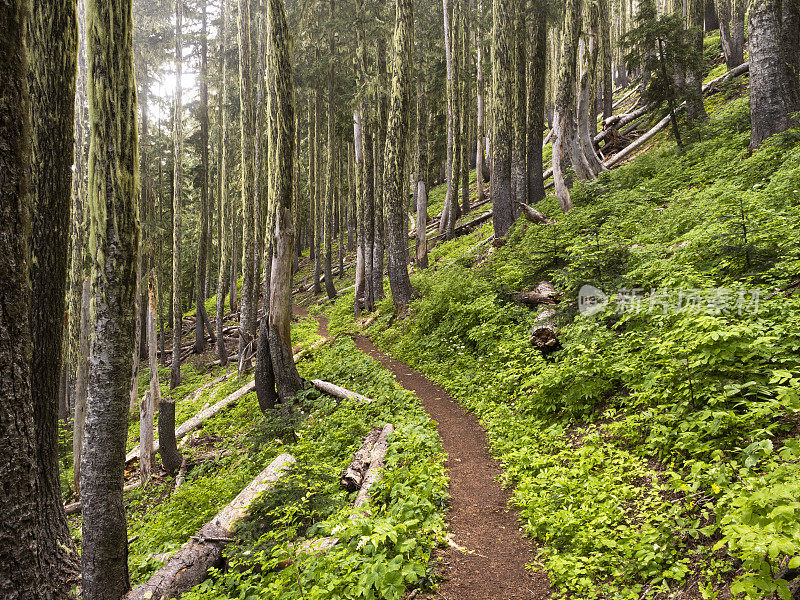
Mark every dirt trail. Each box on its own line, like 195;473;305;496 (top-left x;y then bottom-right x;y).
293;307;551;599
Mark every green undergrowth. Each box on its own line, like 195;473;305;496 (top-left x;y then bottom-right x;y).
326;94;800;599
181;336;448;600
118;329;447;598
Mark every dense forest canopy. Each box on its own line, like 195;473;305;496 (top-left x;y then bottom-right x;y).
2;0;800;598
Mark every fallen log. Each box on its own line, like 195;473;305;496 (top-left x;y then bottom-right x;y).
299;424;394;555
125;380;256;465
516;281;561;306
610;83;641;111
124;453;295;600
311;379;372;403
341;427;383;492
353;424;394;507
516;202;551;224
530;307;559;350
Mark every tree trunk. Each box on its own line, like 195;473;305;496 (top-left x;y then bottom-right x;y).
475;0;486;202
416;82;429;270
216;0;231;366
490;0;515;235
440;0;458;237
341;428;383;491
67;0;89;435
195;1;211;354
313;86;323;296
577;2;606;178
704;0;719;30
552;0;581;212
0;7;41;592
373;34;388;304
141;271;160;486
383;0;415;310
599;0;613;119
28;0;80;590
324;0;337;300
353;110;366;317
171;0;184;389
261;0;303;404
238;0;257;373
717;0;745;69
81;0;139;594
511;0;527;207
73;276;90;496
749;0;800;148
685;0;708;124
459;0;471;216
158;398;183;474
526;6;546;205
308;93;316;263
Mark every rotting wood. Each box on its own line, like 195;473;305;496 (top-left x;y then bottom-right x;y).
311;379;372;403
123;453;295;600
125;379;256;465
341;427;382;492
298;424;394;555
529;307;559;350
515;281;561;306
515;202;551;224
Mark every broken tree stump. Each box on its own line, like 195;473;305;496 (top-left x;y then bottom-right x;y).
124;453;295;600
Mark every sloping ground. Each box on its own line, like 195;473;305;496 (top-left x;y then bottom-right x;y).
318;91;800;600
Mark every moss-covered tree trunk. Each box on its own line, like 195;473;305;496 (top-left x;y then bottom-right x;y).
440;0;458;237
526;3;546;205
323;0;337;300
373;33;388;302
577;1;605;178
458;0;471;216
27;0;81;589
475;0;486;202
216;0;231;366
264;0;302;402
81;0;139;595
415;81;429;269
0;3;41;594
598;0;613;119
194;0;212;354
308;94;316;264
511;0;527;207
237;0;257;374
383;0;414;309
313;85;323;295
552;0;581;212
685;0;707;124
490;0;515;234
353;108;366;317
171;0;184;389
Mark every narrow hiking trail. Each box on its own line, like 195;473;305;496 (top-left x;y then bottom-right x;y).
295;307;551;600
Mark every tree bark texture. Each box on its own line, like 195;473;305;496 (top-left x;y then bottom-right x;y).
0;3;41;594
81;0;140;595
749;0;800;148
28;0;80;590
216;0;231;366
383;0;415;310
490;0;515;235
526;8;546;205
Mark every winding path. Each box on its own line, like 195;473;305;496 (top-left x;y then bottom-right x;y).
295;307;551;599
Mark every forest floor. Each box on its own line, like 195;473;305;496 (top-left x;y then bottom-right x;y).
295;305;551;599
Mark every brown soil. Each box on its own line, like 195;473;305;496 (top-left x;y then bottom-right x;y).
295;307;551;599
